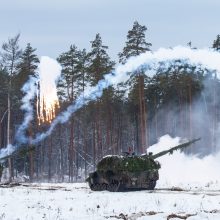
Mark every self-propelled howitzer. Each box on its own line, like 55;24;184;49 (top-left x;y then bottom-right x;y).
86;138;201;192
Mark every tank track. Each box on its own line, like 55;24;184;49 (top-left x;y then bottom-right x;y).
89;181;123;192
89;180;157;192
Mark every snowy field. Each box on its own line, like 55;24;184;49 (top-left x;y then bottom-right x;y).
0;181;220;220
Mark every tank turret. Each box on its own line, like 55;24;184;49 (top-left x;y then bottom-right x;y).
86;138;200;192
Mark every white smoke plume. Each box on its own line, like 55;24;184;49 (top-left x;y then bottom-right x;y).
0;56;61;159
0;77;38;160
1;46;220;159
148;135;220;189
116;46;220;77
31;46;220;145
0;144;16;162
15;76;38;144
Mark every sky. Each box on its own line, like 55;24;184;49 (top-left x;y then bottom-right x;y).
0;0;219;60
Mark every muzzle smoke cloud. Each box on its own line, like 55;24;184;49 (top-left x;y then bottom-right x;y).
149;135;220;188
1;46;220;160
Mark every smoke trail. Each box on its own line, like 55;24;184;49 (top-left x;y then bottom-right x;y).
0;144;16;162
31;46;220;144
0;76;38;160
32;78;110;144
0;57;61;160
16;56;61;144
1;46;220;160
15;76;38;145
116;46;220;77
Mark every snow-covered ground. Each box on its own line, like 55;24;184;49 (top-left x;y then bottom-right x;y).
0;182;220;220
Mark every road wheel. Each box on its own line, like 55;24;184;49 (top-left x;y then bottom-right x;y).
107;181;121;192
147;180;156;190
90;183;99;191
101;183;107;190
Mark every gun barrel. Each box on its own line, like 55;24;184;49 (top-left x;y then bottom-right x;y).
152;138;201;159
0;146;35;163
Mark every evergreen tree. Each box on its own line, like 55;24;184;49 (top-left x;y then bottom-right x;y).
15;43;39;182
118;21;151;63
87;33;115;85
76;48;89;94
57;45;90;182
15;43;39;98
0;34;22;181
119;21;151;153
87;33;115;159
1;34;22;76
212;34;220;51
57;45;81;101
18;43;39;77
0;69;9;148
0;69;8;109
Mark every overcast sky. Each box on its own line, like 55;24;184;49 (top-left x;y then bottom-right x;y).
0;0;219;60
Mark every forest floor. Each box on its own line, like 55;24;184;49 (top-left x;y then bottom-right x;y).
0;181;220;220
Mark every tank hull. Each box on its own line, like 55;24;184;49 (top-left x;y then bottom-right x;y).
87;169;159;192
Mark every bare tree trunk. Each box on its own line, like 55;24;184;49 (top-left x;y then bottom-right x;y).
106;101;112;154
141;77;147;149
135;112;139;153
0;164;3;182
154;96;158;139
212;75;217;152
28;124;34;182
7;89;13;182
188;81;192;140
92;121;96;171
59;124;64;182
41;140;46;180
29;150;34;182
35;146;39;180
75;121;80;182
69;118;74;182
0;111;2;148
48;136;52;182
118;113;123;154
96;102;102;158
83;127;87;180
179;91;184;137
138;75;147;153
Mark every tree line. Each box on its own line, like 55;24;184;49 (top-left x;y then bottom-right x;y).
0;22;220;182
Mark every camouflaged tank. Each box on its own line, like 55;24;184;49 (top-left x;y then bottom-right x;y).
86;138;200;192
